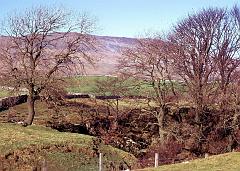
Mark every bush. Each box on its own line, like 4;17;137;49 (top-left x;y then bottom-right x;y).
139;139;183;168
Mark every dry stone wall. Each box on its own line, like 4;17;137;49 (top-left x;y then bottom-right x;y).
0;95;28;112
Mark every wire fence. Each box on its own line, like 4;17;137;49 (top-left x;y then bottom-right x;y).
0;148;195;171
61;152;164;171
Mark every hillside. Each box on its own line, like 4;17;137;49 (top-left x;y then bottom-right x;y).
89;35;137;75
139;152;240;171
0;34;138;76
0;123;137;171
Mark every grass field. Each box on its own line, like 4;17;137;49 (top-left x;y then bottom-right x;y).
65;75;154;95
0;98;156;125
0;100;90;124
0;76;184;97
0;123;137;171
71;98;157;110
65;76;106;94
0;88;10;98
65;75;184;96
0;87;27;98
139;152;240;171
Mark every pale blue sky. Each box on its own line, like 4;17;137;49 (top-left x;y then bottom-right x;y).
0;0;239;37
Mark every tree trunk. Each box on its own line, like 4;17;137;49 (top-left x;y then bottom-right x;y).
227;135;234;152
157;108;167;143
111;118;118;132
24;93;36;126
195;86;204;125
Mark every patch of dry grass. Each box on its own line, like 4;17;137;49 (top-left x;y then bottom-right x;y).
0;89;10;98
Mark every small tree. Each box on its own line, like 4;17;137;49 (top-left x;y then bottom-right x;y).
0;6;97;125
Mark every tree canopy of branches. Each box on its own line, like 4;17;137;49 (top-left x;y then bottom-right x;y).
167;6;240;152
0;6;97;125
118;37;177;143
169;6;240;124
118;6;240;146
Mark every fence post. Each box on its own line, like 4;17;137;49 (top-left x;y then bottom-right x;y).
41;159;47;171
155;153;159;168
99;153;102;171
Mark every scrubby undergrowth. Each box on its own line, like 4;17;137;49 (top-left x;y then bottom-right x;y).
1;99;240;169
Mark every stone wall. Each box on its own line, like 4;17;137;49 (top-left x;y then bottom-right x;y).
0;95;28;112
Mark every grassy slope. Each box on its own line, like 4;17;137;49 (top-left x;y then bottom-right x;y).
0;98;156;124
139;152;240;171
0;101;52;124
0;123;137;171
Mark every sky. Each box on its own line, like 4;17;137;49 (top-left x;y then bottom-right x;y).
0;0;239;38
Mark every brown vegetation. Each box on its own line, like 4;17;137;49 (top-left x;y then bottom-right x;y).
0;4;239;169
116;6;240;167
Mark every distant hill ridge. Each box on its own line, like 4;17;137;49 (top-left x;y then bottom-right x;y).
0;33;139;76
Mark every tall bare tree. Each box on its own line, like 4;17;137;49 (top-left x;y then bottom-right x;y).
169;6;240;150
118;37;177;143
169;7;239;123
0;6;97;125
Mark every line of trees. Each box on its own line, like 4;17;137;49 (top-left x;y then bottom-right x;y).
0;5;239;158
118;6;240;152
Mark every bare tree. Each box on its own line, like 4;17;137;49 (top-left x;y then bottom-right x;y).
169;6;240;150
94;77;124;132
214;6;240;107
169;8;226;123
219;5;240;151
0;6;97;125
118;36;177;143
